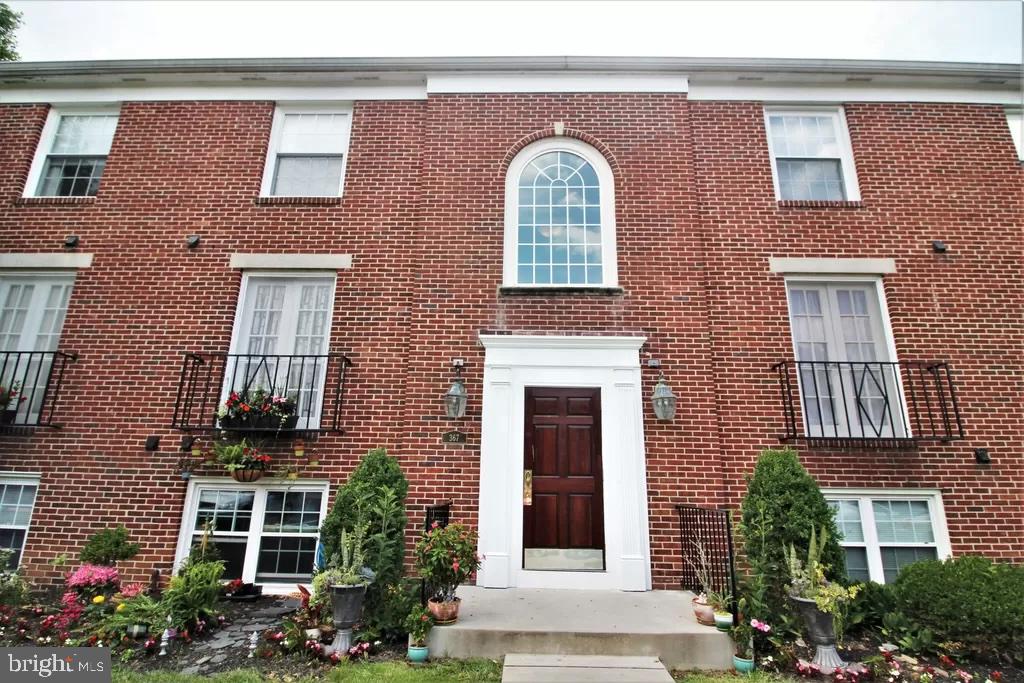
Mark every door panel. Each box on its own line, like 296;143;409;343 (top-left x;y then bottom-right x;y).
523;387;604;571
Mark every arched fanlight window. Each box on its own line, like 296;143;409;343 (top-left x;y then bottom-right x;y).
504;137;617;287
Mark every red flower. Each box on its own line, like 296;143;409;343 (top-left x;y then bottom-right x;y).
452;561;460;571
241;404;251;412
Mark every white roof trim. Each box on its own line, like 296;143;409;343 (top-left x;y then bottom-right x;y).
479;334;646;350
769;257;896;275
0;84;426;105
229;253;353;270
0;253;93;269
688;81;1019;105
427;72;688;94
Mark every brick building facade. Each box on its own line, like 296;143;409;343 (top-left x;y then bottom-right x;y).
0;57;1020;593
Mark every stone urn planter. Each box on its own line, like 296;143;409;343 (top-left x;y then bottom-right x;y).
326;584;367;655
791;595;846;668
427;597;461;625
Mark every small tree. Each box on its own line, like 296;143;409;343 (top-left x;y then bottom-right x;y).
0;3;21;62
738;448;844;617
80;526;141;566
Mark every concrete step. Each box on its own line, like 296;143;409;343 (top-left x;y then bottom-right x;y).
428;586;733;671
502;654;674;682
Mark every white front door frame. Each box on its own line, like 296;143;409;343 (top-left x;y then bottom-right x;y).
476;334;651;591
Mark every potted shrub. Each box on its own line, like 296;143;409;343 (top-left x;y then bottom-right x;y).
0;382;24;425
786;526;859;669
320;524;373;655
415;522;481;625
214;439;272;482
404;604;433;663
707;589;733;632
730;597;769;674
218;388;298;432
684;539;717;626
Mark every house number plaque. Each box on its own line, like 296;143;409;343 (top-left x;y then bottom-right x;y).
442;430;467;444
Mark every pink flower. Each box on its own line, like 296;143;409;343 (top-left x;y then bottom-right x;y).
751;618;771;633
120;583;145;598
452;561;460;571
67;564;120;590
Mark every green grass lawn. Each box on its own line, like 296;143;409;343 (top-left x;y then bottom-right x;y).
112;659;503;683
673;672;791;683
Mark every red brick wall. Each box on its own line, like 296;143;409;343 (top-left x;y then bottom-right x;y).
1;92;1021;591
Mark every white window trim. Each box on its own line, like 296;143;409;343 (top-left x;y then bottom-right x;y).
1006;107;1023;161
174;476;330;595
824;488;951;584
503;136;619;288
0;473;41;569
259;103;353;198
764;105;862;202
23;105;121;199
783;274;909;438
769;257;895;275
228;254;352;270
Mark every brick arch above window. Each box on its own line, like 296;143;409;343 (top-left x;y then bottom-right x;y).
500;127;620;175
503;136;618;288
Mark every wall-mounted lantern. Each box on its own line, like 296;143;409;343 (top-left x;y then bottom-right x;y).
444;358;468;419
648;359;677;421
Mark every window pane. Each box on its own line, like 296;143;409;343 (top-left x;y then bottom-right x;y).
278;113;348;154
272;155;344;196
190;536;247;581
262;491;322;533
873;500;934;543
828;500;864;543
256;536;317;581
50;115;118;155
37;157;107;197
881;547;937;583
517;150;602;285
769;114;839;158
843;547;871;583
194;490;254;533
776;159;845;201
0;528;27;568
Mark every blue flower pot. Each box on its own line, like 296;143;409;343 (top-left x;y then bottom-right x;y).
407;645;429;663
713;611;732;632
733;655;755;674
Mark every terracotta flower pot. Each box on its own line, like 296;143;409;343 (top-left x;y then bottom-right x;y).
231;467;264;483
692;596;715;626
427;598;461;625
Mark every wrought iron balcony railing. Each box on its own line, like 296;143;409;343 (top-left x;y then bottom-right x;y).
0;350;77;428
171;352;352;434
772;359;964;448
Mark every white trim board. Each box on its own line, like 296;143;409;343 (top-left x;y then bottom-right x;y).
0;253;93;269
476;334;651;592
229;254;352;270
769;257;896;275
427;73;688;94
0;84;427;105
688;82;1021;104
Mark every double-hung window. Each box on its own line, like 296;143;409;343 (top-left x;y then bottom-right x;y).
226;273;336;430
785;279;905;439
825;490;950;584
504;137;618;287
765;107;860;201
26;108;119;198
178;480;328;590
260;106;352;197
0;475;39;568
0;274;74;425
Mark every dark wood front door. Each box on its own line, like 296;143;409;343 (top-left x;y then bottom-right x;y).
523;387;604;568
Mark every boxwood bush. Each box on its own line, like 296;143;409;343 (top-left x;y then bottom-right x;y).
894;555;1024;661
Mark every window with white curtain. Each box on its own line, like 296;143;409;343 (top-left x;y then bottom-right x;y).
227;273;336;430
260;106;352;197
27;109;119;197
504;137;618;287
825;490;950;584
765;107;860;201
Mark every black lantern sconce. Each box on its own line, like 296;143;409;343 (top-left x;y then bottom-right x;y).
444;358;468;419
648;359;677;421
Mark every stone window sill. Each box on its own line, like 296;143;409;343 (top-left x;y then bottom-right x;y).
254;196;342;206
14;196;97;206
499;286;625;297
777;200;865;209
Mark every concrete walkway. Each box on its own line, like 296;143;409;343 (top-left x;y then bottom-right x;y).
428;586;732;670
502;654;675;682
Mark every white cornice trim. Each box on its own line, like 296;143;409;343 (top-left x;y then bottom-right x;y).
427;73;688;94
0;84;426;105
229;253;353;270
0;253;93;269
479;334;647;350
688;81;1019;104
769;257;896;275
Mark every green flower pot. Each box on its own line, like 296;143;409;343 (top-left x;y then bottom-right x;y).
407;645;429;663
713;611;732;632
733;655;755;674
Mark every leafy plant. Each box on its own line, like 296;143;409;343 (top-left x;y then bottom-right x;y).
844;580;896;636
415;522;481;603
403;604;433;646
182;520;221;568
330;523;371;586
738;448;844;617
217;388;297;426
100;593;165;636
0;548;28;606
785;526;859;642
160;559;224;631
894;555;1024;661
0;3;21;62
880;610;936;654
80;526;140;566
213;439;271;473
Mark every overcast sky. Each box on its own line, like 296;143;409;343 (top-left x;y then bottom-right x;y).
8;0;1023;64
